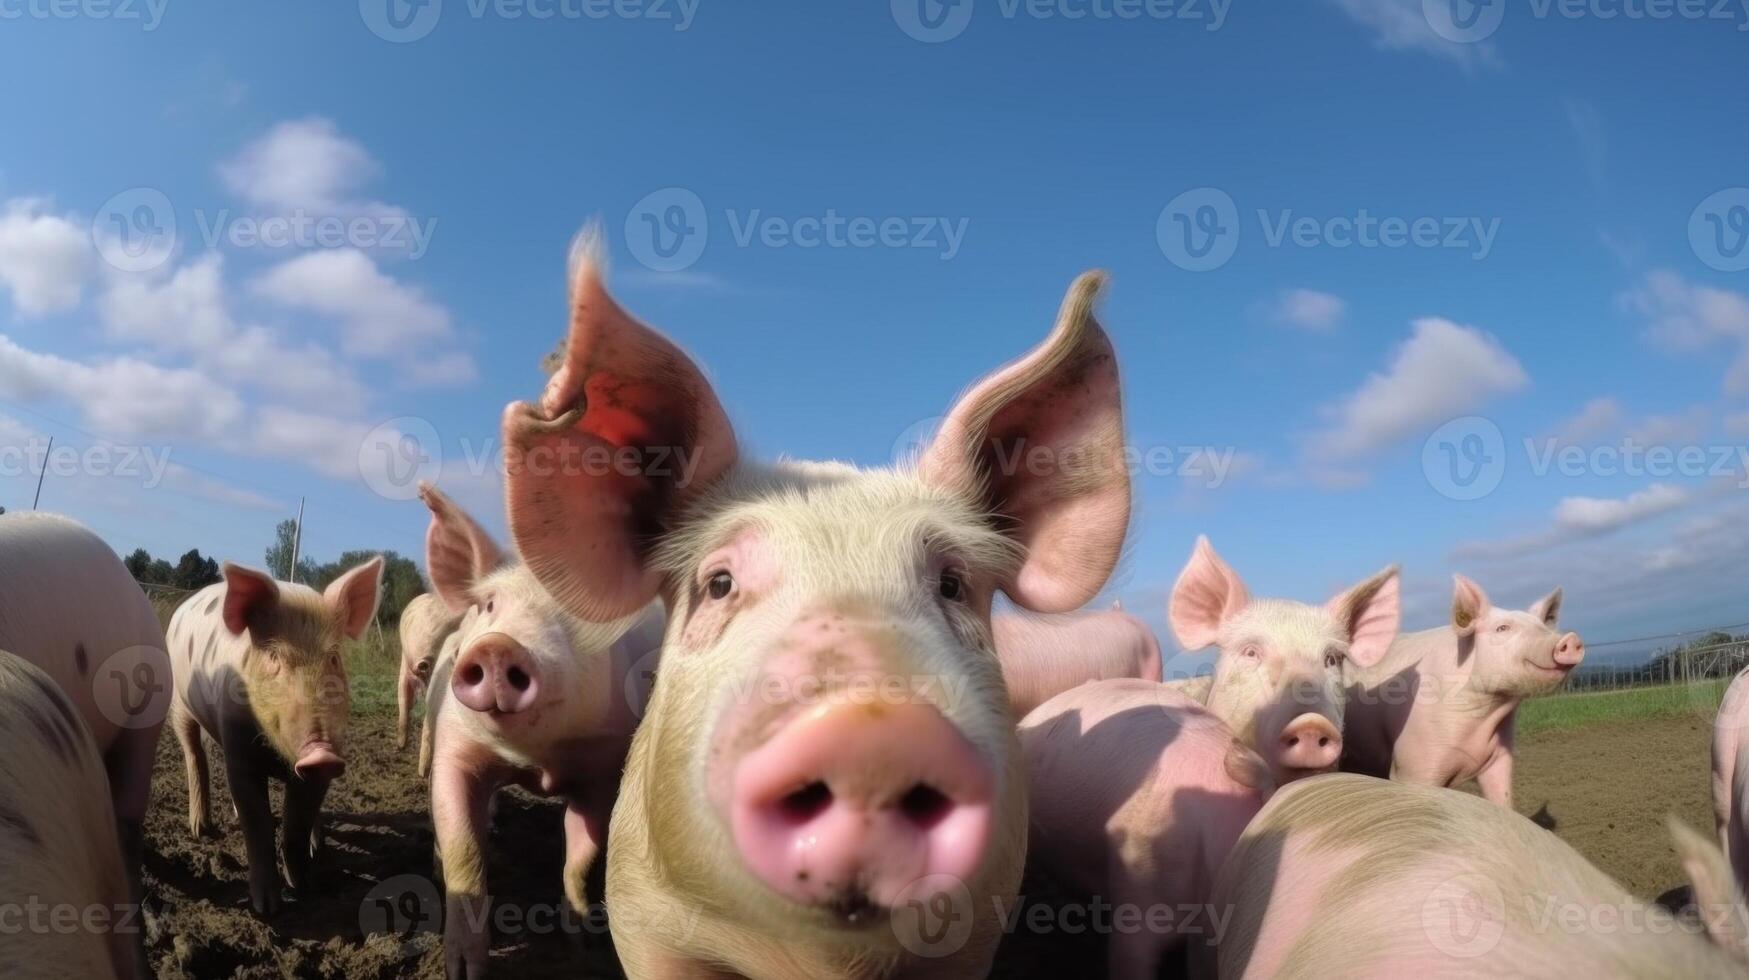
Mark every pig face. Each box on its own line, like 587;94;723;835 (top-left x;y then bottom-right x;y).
1451;575;1584;698
221;558;383;780
1169;537;1398;786
502;236;1130;943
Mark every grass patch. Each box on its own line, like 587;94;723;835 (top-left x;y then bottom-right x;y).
1517;679;1727;738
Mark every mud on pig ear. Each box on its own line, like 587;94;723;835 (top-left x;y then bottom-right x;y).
1450;574;1491;637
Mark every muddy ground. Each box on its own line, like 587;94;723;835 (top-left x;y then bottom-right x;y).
135;708;1716;979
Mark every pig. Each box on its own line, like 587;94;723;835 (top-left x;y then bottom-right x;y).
1018;678;1271;979
166;556;383;917
1207;773;1746;978
398;593;461;753
1710;665;1749;891
1341;575;1584;809
499;235;1131;980
0;648;138;980
995;609;1162;719
1167;536;1400;787
417;482;666;980
0;511;169;977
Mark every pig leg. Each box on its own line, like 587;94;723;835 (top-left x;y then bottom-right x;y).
281;774;332;894
106;724;159;980
173;702;212;838
1476;750;1514;809
1107;874;1167;980
434;758;497;980
397;662;417;750
561;800;606;917
225;753;282;917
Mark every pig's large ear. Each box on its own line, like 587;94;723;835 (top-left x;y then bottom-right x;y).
420;482;504;614
1669;816;1749;958
1168;536;1250;651
1530;587;1562;628
1451;574;1491;636
325;557;385;640
919;272;1128;613
221;563;280;637
503;233;738;622
1327;566;1399;669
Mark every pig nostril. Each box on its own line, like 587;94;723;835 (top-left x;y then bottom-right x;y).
507;667;531;691
777;782;833;824
898;784;952;830
1318;736;1330;748
459;663;484;686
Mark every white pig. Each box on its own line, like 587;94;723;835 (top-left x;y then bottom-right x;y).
397;593;461;753
1711;665;1749;892
499;235;1131;979
1341;575;1584;808
1168;536;1400;787
995;609;1162;719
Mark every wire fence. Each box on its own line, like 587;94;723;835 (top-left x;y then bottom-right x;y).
1556;624;1749;694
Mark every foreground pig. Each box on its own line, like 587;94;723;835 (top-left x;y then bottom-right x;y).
0;511;168;975
1208;774;1746;977
418;483;665;980
996;609;1162;719
1167;536;1399;786
0;649;137;980
501;238;1130;979
1711;665;1749;889
1341;575;1583;808
398;593;461;752
1019;679;1270;979
167;557;383;917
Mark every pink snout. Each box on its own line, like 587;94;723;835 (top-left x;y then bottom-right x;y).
1276;713;1342;775
729;700;994;918
1554;632;1585;668
293;741;345;781
451;634;540;715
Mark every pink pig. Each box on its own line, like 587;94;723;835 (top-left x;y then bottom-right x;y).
995;608;1163;719
1020;678;1271;979
1341;575;1584;808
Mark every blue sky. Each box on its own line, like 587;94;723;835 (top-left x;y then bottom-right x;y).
1;0;1748;668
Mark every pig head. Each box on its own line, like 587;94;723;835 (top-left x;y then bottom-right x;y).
1450;575;1584;699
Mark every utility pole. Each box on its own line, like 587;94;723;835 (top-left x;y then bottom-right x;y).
31;435;52;510
290;497;305;584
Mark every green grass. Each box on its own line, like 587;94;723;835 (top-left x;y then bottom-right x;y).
345;626;402;718
1517;678;1727;737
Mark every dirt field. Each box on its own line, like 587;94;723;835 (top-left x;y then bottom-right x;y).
134;690;1722;978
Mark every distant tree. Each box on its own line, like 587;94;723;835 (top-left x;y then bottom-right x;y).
146;558;174;585
311;549;424;627
263;519;316;583
123;548;153;582
172;549;221;591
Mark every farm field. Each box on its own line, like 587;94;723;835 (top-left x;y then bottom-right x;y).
132;637;1728;979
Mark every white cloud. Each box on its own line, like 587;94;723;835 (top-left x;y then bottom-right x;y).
1624;271;1749;396
251;249;462;360
0;198;92;316
218;117;396;218
1625;406;1708;448
1561;98;1607;190
1553;483;1690;533
249;407;376;481
1305;317;1529;460
1269;289;1346;332
1551;397;1622;445
1323;0;1501;69
0;333;245;443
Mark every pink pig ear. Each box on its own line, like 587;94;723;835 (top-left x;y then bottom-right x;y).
325;556;385;640
919;272;1129;613
1327;565;1399;669
1529;586;1562;628
1168;536;1250;651
221;563;280;637
420;482;505;614
1451;574;1491;636
504;231;738;622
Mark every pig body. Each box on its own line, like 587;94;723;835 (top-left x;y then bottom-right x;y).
1019;679;1269;979
1341;576;1583;808
995;610;1161;719
0;511;167;976
1209;773;1743;978
502;241;1131;979
397;592;461;753
0;648;136;980
167;558;382;917
1710;666;1749;889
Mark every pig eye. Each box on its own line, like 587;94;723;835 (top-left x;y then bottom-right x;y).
707;571;735;600
1324;650;1342;669
485;598;495;614
938;570;966;602
1494;623;1511;633
1241;645;1261;660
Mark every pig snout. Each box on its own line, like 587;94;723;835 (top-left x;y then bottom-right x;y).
451;634;540;714
728;699;995;917
1276;713;1342;775
1554;632;1585;668
293;740;346;781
